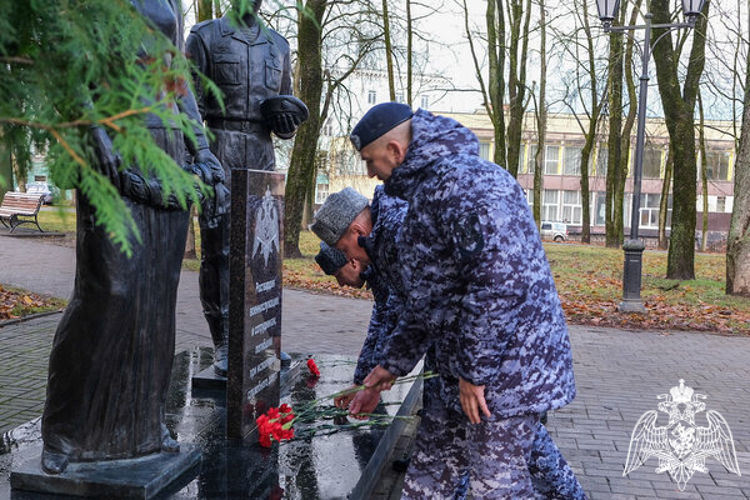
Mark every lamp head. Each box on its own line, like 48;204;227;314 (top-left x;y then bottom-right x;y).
682;0;705;24
596;0;621;27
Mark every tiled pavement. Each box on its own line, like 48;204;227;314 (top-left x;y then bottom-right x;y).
1;235;750;498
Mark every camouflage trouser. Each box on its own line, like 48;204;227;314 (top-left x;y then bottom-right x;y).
403;388;587;500
529;421;588;499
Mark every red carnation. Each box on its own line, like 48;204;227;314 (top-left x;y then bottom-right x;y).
280;413;295;425
259;431;272;448
307;358;320;377
279;403;292;414
267;407;281;419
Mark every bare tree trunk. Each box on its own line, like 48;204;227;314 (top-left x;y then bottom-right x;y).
605;24;624;248
726;5;750;295
382;0;396;101
578;0;603;244
698;90;709;252
651;0;709;280
505;0;531;177
11;158;26;192
487;0;507;167
406;0;413;106
197;0;212;22
184;205;197;259
615;0;641;244
658;147;672;250
533;0;546;227
284;0;326;258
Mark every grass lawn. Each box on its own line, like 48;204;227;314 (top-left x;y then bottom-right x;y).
37;207;77;233
21;210;750;334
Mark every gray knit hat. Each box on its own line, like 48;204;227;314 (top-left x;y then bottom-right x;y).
310;187;369;245
315;242;348;275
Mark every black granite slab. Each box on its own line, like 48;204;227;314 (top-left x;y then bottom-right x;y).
227;170;286;439
1;350;422;499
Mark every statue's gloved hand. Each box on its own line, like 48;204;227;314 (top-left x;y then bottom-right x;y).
194;148;225;185
90;127;121;191
270;113;303;138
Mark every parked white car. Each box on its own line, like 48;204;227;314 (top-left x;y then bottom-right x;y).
540;221;568;242
26;182;55;205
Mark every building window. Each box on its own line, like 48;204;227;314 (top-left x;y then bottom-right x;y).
367;90;377;104
479;142;491;161
705;151;731;181
322;120;333;136
526;144;538;174
594;191;607;226
639;193;670;229
642;148;662;179
543;190;559;221
421;95;429;109
562;190;582;224
315;180;330;205
525;189;534;206
596;146;608;177
544;145;560;175
563;146;582;176
716;196;726;212
395;92;404;103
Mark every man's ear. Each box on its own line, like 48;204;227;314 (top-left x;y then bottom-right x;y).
350;221;368;237
387;140;408;164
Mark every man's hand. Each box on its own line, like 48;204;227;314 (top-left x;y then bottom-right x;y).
363;365;397;392
270;113;303;137
194;148;225;185
334;384;359;409
459;377;491;424
348;388;381;420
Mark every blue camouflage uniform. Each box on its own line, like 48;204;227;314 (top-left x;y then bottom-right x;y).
378;109;585;499
352;186;407;385
360;187;471;500
352;266;391;385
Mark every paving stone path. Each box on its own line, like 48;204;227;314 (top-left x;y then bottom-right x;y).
1;234;749;499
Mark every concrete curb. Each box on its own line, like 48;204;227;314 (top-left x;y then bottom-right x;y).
0;309;63;329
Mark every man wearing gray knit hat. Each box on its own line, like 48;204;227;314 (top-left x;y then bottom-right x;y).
310;187;369;246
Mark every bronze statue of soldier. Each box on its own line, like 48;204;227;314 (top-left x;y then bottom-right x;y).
186;0;307;376
40;0;224;475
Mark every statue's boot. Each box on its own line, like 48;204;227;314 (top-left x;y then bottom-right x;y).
161;423;180;453
206;313;229;377
41;448;69;475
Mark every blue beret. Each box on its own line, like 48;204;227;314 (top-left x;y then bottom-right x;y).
350;102;413;151
315;242;348;275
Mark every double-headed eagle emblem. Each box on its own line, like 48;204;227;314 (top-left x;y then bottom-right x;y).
624;379;741;490
253;186;279;267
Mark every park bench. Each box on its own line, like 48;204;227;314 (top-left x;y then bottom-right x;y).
0;192;45;233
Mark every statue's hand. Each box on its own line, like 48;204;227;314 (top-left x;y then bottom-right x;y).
90;127;121;191
194;148;225;185
270;113;303;138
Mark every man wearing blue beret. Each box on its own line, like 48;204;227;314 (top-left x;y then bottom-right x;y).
353;102;586;499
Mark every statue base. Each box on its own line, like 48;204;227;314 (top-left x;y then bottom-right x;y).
192;366;227;391
10;446;200;499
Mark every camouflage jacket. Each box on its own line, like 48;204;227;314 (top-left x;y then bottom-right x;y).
352;187;408;385
380;109;576;417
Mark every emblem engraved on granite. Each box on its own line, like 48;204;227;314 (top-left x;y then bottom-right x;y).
624;379;741;490
253;186;280;267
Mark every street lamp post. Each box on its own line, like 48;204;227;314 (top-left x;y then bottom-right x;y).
595;0;705;313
